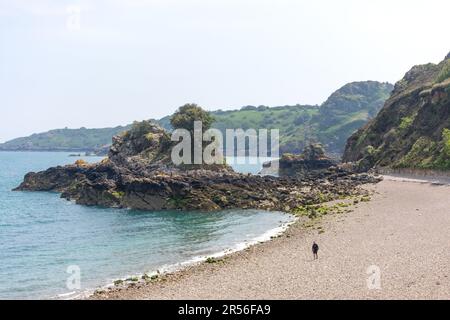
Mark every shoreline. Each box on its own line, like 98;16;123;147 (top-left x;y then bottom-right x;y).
92;176;450;299
382;174;450;186
88;196;364;300
67;212;298;300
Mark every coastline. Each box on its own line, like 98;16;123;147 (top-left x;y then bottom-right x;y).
66;212;298;300
382;173;450;186
91;177;450;300
88;195;363;300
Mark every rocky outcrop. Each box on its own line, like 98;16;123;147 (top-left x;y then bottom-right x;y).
343;52;450;171
260;144;337;176
15;121;380;212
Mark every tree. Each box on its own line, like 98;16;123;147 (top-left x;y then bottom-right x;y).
170;103;214;133
170;104;217;166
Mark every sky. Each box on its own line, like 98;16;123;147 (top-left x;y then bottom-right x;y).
0;0;449;142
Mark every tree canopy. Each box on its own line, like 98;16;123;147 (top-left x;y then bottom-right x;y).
170;103;214;133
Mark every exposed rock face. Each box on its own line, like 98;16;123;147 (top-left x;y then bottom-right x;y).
260;144;337;176
343;52;450;171
15;122;380;212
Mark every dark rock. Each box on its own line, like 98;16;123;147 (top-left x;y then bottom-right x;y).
15;122;380;212
260;143;337;176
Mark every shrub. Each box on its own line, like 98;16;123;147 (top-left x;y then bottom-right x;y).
398;115;414;130
436;60;450;83
442;128;450;157
365;145;375;156
170;103;214;132
129;121;156;138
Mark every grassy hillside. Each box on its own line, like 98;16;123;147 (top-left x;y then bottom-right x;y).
343;52;450;170
312;81;393;155
0;126;131;152
160;81;392;157
0;81;392;157
207;104;320;155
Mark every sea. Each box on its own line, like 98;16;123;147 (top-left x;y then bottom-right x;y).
0;152;292;299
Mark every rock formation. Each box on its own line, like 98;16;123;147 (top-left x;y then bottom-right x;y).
260;143;337;176
343;52;450;171
15;121;380;212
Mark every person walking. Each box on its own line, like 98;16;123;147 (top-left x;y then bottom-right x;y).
312;241;319;260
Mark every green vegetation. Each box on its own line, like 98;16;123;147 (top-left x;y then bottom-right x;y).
205;257;222;264
125;121;157;139
1;81;393;157
169;104;216;162
343;54;450;171
398;115;415;131
141;273;159;282
294;195;369;221
432;129;450;169
391;129;450;170
435;59;450;83
126;276;139;282
294;203;337;219
113;279;123;286
393;133;450;170
111;190;125;199
212;105;321;155
0;125;131;152
170;103;214;133
442;128;450;157
159;81;392;156
395;137;436;169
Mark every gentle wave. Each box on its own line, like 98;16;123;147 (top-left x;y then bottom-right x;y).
1;152;287;300
61;216;296;300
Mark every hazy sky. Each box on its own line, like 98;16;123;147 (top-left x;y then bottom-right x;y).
0;0;448;142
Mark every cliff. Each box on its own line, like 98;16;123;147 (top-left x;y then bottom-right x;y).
343;52;450;170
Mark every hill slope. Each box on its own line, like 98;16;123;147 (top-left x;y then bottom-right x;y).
0;126;131;152
0;81;393;156
343;52;450;170
312;81;393;155
161;81;393;157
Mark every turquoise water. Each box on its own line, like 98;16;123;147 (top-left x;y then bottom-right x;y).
0;152;291;299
